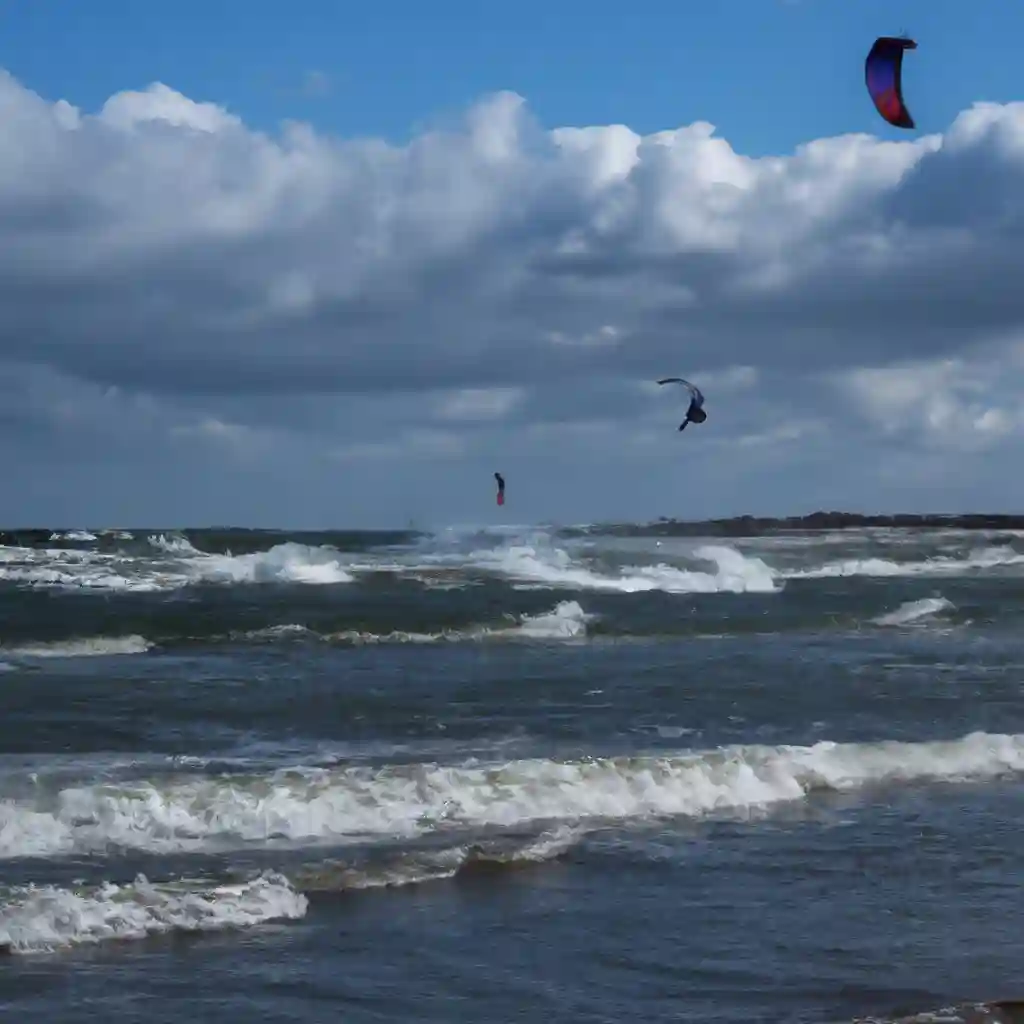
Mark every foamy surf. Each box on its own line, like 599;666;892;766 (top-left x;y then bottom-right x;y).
786;545;1024;581
1;635;152;658
512;600;592;638
0;731;1020;860
297;825;584;893
0;540;358;592
0;543;183;592
1;519;1019;1014
452;541;778;594
0;870;307;954
849;1000;1024;1023
293;600;594;646
1;525;1021;607
188;542;355;585
148;533;202;555
873;596;955;627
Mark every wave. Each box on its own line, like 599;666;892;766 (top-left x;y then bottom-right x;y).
0;588;965;652
0;730;1019;860
0;602;588;654
0;871;306;955
450;541;778;594
0;538;357;592
295;825;583;893
846;999;1024;1023
320;598;594;644
2;728;1022;957
1;635;152;658
48;530;98;543
0;828;584;955
787;545;1024;580
0;524;1021;599
873;596;955;628
191;542;354;585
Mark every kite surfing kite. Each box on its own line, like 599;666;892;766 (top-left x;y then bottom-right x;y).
657;378;707;433
865;35;917;129
494;472;505;506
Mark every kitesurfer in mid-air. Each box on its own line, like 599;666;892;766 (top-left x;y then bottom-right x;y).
680;395;707;432
656;378;707;432
494;472;505;506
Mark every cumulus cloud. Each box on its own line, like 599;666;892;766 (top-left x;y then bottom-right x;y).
1;67;1024;526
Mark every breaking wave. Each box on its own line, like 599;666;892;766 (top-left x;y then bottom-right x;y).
320;599;594;645
452;541;778;593
0;601;593;655
0;537;357;592
0;871;306;955
873;596;955;628
0;730;1019;860
295;826;583;894
786;544;1024;581
0;524;1021;598
1;635;152;658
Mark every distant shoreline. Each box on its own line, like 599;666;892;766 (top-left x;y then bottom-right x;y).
3;512;1024;546
574;511;1024;538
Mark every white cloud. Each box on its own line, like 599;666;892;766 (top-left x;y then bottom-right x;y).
433;387;525;422
331;428;467;463
838;343;1024;453
1;68;1024;525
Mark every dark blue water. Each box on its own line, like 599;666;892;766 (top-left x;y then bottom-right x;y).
2;523;1024;1023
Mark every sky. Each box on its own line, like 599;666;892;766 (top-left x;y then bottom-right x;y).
0;0;1023;529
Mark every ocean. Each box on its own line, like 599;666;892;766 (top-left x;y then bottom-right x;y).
2;520;1024;1024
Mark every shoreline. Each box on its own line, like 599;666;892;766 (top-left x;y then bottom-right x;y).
2;512;1024;547
579;511;1024;537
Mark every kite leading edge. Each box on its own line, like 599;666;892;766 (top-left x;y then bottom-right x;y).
865;35;917;129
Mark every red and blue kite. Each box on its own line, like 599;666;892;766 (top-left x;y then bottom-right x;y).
865;36;917;129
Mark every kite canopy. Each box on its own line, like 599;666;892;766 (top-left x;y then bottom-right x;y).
865;36;917;129
656;377;704;408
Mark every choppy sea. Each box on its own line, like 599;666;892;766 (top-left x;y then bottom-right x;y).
3;521;1024;1023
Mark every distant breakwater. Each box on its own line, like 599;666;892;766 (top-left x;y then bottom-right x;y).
563;511;1024;538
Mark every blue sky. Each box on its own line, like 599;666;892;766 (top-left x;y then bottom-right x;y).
2;0;1020;151
0;0;1022;528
